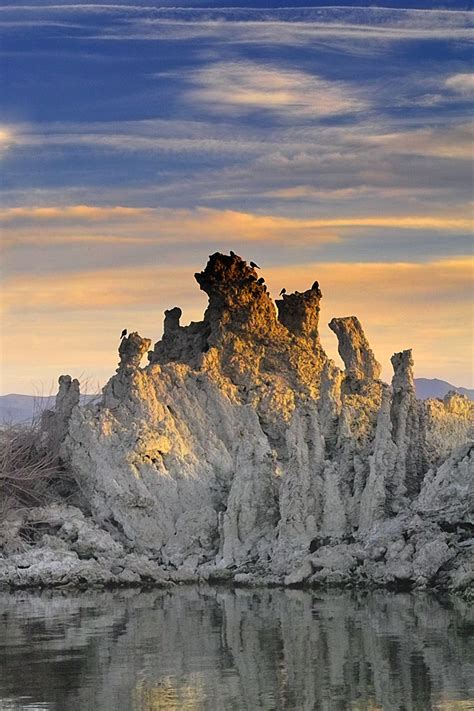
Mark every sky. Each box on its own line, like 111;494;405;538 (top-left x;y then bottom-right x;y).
0;0;473;394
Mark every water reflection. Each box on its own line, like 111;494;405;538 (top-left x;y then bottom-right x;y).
0;587;472;710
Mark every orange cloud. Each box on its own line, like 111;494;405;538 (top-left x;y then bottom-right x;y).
185;61;367;118
0;205;151;221
1;205;471;252
367;122;474;159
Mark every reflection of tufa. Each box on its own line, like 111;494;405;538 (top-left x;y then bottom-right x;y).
120;329;127;339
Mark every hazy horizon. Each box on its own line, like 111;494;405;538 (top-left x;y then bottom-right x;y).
1;1;473;393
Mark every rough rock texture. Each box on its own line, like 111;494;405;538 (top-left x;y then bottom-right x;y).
40;374;80;453
329;316;381;391
424;391;474;467
1;252;472;592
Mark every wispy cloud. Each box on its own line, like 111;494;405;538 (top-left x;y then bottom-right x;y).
444;73;474;97
0;205;149;221
184;60;367;118
3;122;267;156
1;206;339;249
0;124;15;156
261;185;449;201
58;7;473;48
365;122;474;160
2;205;471;253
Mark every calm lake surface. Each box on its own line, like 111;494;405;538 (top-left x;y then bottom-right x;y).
0;587;472;711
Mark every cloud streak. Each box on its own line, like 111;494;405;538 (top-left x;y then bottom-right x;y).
184;61;367;118
2;205;471;253
367;122;474;160
445;73;474;96
64;7;474;47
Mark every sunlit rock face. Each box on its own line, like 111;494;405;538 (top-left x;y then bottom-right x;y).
45;252;473;589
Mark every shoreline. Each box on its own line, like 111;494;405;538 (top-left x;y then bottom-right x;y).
1;501;472;601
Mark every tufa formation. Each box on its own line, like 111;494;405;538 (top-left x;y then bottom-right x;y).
1;252;472;592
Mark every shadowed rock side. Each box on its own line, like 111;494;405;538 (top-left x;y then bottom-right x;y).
329;316;381;392
1;252;473;593
40;375;80;454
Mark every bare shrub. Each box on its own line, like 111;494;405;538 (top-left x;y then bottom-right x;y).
0;422;70;511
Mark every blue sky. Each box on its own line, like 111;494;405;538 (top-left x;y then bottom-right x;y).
1;1;473;392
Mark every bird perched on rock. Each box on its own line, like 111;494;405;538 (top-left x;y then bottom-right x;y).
250;261;260;269
312;281;319;291
257;277;265;285
279;288;286;296
120;329;127;339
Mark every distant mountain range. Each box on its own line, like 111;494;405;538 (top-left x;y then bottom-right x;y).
414;378;473;401
1;379;472;425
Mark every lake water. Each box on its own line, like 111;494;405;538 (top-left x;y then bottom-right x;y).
0;587;472;710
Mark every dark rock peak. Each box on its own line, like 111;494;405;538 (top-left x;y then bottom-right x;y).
118;332;151;371
149;252;328;398
163;307;182;335
276;287;322;340
195;252;257;295
195;251;277;337
195;252;324;344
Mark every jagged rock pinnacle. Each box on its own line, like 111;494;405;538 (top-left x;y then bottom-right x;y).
391;349;415;395
195;252;277;338
163;307;182;335
118;331;151;371
148;252;328;405
41;374;80;453
329;316;381;387
276;287;322;340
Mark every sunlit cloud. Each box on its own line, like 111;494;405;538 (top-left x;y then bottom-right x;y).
366;122;474;159
444;73;474;96
184;60;367;118
0;205;150;221
2;205;471;253
262;185;450;201
1;207;339;248
0;124;14;155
